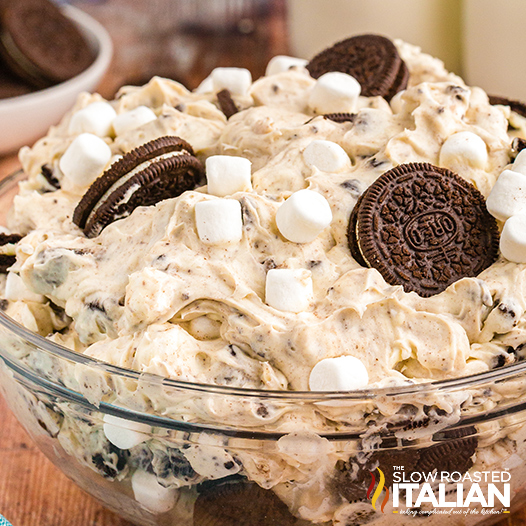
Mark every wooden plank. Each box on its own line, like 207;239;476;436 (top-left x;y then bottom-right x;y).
0;393;132;526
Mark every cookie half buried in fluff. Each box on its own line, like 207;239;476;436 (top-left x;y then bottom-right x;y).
0;233;23;273
0;0;94;88
489;94;526;118
306;34;408;102
348;162;499;297
73;136;204;238
334;425;477;502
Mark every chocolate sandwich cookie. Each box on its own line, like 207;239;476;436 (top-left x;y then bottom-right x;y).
323;112;356;123
512;137;526;157
217;88;239;119
0;233;22;273
194;478;298;526
489;94;526;118
307;34;408;102
73;136;204;238
348;162;499;297
0;65;34;99
0;0;94;88
334;425;477;502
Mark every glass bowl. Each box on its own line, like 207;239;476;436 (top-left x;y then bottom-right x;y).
1;169;526;526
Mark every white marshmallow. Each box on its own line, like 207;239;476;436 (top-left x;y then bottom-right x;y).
303;139;350;173
265;269;313;313
500;213;526;263
486;169;526;221
512;149;526;176
131;470;176;514
103;414;150;450
206;155;252;197
211;67;252;96
59;133;112;187
265;55;308;76
68;101;117;137
195;74;214;94
112;106;157;136
195;199;243;245
309;355;369;391
439;131;488;169
308;71;361;114
5;272;44;302
276;189;332;243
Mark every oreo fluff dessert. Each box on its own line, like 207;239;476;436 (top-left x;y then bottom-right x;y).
2;34;526;525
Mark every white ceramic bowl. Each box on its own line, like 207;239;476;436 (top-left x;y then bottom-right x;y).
0;5;113;155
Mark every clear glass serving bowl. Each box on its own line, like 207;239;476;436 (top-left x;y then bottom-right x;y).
1;169;526;526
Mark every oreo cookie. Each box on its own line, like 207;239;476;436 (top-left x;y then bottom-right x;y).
489;95;526;119
307;34;408;102
348;162;499;297
323;112;356;123
335;426;477;502
217;88;239;119
0;64;34;99
0;0;94;88
0;233;22;273
41;163;60;190
512;137;526;157
73;136;204;238
193;478;298;526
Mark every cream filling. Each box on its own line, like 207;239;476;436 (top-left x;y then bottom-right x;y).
86;150;189;226
0;243;17;257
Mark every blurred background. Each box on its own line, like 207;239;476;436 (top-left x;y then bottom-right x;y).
66;0;526;100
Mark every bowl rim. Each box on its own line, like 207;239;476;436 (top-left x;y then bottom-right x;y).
0;5;113;109
1;169;526;402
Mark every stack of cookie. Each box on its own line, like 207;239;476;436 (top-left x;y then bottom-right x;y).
0;0;94;99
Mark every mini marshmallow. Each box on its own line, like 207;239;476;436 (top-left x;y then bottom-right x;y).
308;71;361;114
265;268;313;313
195;199;243;245
303;140;350;173
206;155;252;197
112;106;157;136
276;189;332;243
439;131;488;169
486;169;526;221
500;213;526;263
59;133;112;187
512;148;526;176
131;470;176;514
309;355;369;391
68;101;117;137
265;55;308;76
103;414;150;450
195;74;214;94
211;67;252;96
5;272;44;302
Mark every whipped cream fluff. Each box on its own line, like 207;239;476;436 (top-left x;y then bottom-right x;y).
6;40;514;393
2;40;526;525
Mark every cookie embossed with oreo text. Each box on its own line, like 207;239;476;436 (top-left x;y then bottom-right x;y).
348;162;499;297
